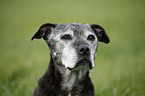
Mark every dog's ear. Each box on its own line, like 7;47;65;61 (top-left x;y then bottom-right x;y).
31;23;57;41
91;24;110;44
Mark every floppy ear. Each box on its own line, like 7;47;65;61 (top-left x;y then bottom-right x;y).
31;23;57;41
91;24;110;44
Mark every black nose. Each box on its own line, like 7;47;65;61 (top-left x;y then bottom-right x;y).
78;45;90;55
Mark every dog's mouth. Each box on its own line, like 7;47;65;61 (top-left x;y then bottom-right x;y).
67;58;92;71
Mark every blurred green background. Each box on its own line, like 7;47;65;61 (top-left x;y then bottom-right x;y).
0;0;145;96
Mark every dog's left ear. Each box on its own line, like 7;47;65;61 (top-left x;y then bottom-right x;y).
31;23;57;41
90;24;110;44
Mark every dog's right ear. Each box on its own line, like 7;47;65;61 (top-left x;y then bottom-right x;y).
31;23;57;41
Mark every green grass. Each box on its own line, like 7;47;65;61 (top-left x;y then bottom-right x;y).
0;0;145;96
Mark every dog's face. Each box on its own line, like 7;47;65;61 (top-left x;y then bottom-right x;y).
31;23;110;71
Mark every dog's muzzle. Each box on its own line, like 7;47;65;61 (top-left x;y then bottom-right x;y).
67;58;92;71
67;45;93;71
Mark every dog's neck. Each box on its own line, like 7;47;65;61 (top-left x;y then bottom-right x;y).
61;67;89;90
46;56;89;91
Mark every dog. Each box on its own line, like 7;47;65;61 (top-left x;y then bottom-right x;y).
31;23;110;96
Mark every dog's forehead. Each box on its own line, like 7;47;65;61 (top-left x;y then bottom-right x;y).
54;23;94;35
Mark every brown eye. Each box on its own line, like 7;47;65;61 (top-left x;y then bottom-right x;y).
87;35;95;41
61;34;72;40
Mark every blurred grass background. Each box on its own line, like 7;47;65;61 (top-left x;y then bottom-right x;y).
0;0;145;96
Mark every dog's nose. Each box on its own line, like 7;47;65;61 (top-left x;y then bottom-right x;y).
78;45;90;55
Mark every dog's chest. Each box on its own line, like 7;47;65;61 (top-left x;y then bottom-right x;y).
60;70;85;96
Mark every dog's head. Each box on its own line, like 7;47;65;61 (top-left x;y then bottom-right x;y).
32;23;110;71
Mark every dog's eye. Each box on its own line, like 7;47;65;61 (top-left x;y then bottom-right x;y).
61;34;72;40
87;35;95;41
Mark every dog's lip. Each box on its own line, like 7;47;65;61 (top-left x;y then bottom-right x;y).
77;58;91;65
67;67;73;71
67;59;92;71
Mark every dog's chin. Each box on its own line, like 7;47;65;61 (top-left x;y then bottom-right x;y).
67;59;92;71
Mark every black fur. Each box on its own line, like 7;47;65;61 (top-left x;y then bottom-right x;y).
33;56;94;96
